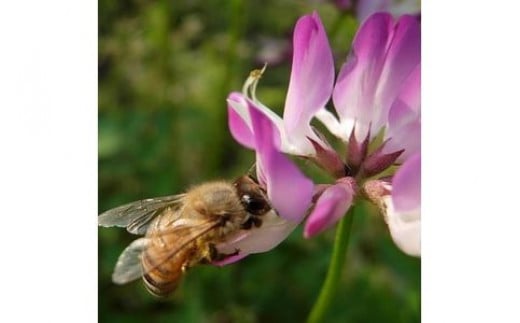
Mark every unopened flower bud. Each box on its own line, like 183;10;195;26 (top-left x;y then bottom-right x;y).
362;179;390;210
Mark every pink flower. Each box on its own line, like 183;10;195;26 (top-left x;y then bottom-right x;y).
307;13;420;249
304;178;356;238
226;12;421;258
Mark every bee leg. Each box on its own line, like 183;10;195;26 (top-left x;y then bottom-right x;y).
242;213;264;230
202;243;240;263
240;216;254;230
241;215;263;230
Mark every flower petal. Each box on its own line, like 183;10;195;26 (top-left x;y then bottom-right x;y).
332;13;394;140
382;64;420;161
395;62;420;114
283;11;334;152
304;181;354;238
249;102;314;222
384;104;420;162
214;210;299;264
375;15;421;121
332;13;420;141
227;92;255;149
228;85;314;156
382;153;420;256
392;152;420;213
383;195;420;256
227;92;288;153
212;253;248;267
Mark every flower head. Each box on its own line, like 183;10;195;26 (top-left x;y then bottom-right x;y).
308;13;420;255
225;11;421;258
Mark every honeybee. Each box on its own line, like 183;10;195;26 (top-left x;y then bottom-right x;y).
98;175;272;297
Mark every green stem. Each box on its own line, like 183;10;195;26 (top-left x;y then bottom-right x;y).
306;206;356;323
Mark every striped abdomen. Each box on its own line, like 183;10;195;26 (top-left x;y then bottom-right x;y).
141;235;197;297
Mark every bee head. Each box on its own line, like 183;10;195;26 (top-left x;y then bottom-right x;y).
241;194;270;216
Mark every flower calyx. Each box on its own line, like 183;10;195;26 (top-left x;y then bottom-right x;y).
308;133;347;179
345;126;404;180
346;124;370;175
360;139;404;178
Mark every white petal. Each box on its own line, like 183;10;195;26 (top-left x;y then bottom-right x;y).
382;196;421;256
215;210;298;255
315;108;348;141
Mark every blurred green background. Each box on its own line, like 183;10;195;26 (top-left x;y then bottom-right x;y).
98;1;420;322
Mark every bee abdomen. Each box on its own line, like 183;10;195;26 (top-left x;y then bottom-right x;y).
142;272;179;297
141;247;190;297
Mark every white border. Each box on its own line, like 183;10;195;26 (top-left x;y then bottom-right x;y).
0;2;97;321
423;0;520;322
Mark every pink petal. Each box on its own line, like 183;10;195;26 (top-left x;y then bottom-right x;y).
332;13;394;139
375;15;421;121
396;63;421;114
227;92;255;149
382;64;420;160
283;12;334;146
248;102;314;222
332;13;420;141
228;106;255;149
385;63;421;127
384;103;420;162
382;153;421;256
389;118;420;163
392;152;421;213
212;253;248;267
304;181;354;238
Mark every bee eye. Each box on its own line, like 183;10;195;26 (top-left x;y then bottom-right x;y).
241;194;269;215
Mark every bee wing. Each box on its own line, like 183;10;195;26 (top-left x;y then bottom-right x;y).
110;217;222;285
112;238;148;284
98;194;185;235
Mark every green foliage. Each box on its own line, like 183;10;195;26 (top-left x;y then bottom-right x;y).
99;1;420;322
